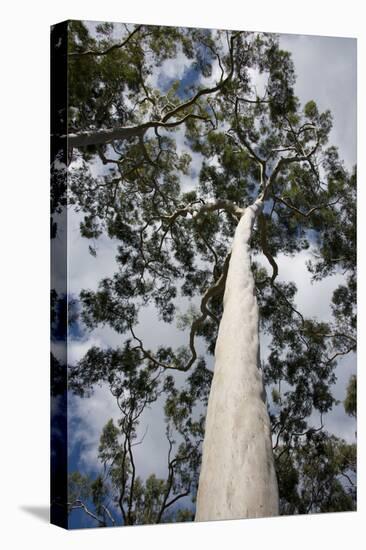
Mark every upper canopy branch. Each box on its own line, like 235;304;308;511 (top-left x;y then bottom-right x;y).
230;102;321;202
161;198;244;225
65;33;241;149
66;113;210;149
231;98;267;187
161;33;240;124
273;196;341;218
262;129;320;200
68;24;143;57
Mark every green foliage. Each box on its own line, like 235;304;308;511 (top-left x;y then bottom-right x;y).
68;471;91;507
304;100;318;120
344;375;357;417
276;433;356;514
66;21;356;525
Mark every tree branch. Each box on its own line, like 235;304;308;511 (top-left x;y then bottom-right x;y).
258;213;278;283
264;129;320;199
65;33;240;149
102;504;116;525
271;283;305;325
127;419;136;524
66;113;210;149
232;98;267;186
163;486;192;510
161;199;243;225
161;32;240;124
69;500;106;526
274;196;341;218
68;25;143;57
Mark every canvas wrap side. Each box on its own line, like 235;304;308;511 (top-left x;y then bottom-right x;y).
51;20;69;530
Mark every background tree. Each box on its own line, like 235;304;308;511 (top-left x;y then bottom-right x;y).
64;21;356;526
68;344;207;526
344;374;357;419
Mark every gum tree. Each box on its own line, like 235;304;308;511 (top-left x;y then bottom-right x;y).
63;22;356;525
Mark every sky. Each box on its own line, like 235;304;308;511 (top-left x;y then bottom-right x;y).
280;33;356;169
62;24;357;528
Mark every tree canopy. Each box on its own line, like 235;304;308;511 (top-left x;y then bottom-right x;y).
53;21;356;527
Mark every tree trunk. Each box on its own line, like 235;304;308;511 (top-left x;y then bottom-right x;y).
195;198;279;521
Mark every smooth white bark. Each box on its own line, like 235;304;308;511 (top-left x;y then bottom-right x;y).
67;125;145;148
195;198;279;521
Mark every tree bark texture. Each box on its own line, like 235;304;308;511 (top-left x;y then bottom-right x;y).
195;198;279;521
67;125;145;148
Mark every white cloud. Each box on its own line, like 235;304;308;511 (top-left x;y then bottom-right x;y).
247;67;268;98
68;209;119;296
274;250;344;321
280;34;357;170
199;58;225;89
171;125;204;192
256;248;344;322
147;46;192;90
69;384;119;473
68;335;105;365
